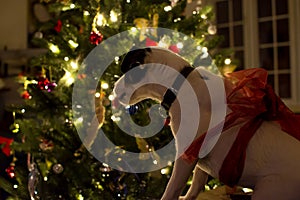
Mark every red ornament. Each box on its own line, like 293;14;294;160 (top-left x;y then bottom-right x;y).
5;165;15;178
89;31;103;45
38;77;50;90
145;38;158;47
0;136;13;156
168;45;180;54
54;20;62;33
21;90;32;99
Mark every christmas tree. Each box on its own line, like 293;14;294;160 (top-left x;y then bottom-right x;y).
0;0;233;199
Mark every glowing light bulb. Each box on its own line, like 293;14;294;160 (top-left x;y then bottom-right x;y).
130;27;137;33
161;168;169;174
68;40;79;48
64;57;69;61
70;3;75;9
101;82;109;89
110;10;118;22
176;42;183;49
49;44;60;54
77;194;84;200
164;5;172;12
70;61;78;70
224;58;231;65
201;14;207;19
108;94;115;101
96;13;106;26
95;92;101;98
83;11;90;16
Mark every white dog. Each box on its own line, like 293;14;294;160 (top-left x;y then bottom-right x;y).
113;47;300;200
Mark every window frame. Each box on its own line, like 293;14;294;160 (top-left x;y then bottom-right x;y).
205;0;300;112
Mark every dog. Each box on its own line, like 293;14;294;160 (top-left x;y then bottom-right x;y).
113;47;300;200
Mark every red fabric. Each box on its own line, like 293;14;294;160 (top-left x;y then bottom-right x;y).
0;136;13;156
181;68;300;187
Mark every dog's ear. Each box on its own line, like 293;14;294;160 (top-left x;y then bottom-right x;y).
120;47;152;73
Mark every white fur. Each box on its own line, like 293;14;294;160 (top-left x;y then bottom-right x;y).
113;47;300;200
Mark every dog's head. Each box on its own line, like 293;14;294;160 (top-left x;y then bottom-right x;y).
113;47;150;106
113;47;190;106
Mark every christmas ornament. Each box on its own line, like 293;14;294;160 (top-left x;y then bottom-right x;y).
54;20;62;33
90;7;104;45
39;139;54;151
37;77;50;90
28;163;41;200
145;37;158;47
52;163;64;174
208;25;217;35
33;31;43;39
168;45;180;54
89;31;103;45
0;136;13;156
134;18;149;41
21;90;32;99
5;164;15;178
45;82;57;92
125;105;138;115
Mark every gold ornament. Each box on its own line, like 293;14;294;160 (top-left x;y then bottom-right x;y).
134;18;149;41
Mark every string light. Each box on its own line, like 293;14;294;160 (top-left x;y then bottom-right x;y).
49;44;60;54
176;42;183;49
96;13;106;26
70;3;75;9
114;56;119;64
64;57;69;61
83;11;90;16
68;40;79;48
70;61;78;70
224;58;231;65
110;10;118;22
161;167;169;175
95;92;101;98
111;115;121;122
164;5;172;12
201;14;207;19
101;82;109;89
108;94;115;101
77;194;84;200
